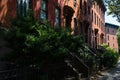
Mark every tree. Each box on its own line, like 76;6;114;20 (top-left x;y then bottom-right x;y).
105;0;120;49
105;0;120;22
117;28;120;47
100;44;119;67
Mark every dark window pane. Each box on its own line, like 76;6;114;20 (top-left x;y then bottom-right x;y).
17;0;29;16
55;8;60;27
41;0;46;11
40;0;47;19
40;11;46;19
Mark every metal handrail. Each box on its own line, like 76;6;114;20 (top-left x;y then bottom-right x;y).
82;46;97;57
69;52;89;69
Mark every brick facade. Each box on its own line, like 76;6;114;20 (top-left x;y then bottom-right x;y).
0;0;17;27
91;1;106;48
105;23;119;52
0;0;106;48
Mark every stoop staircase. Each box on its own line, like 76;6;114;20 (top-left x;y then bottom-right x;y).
64;46;100;80
0;28;101;80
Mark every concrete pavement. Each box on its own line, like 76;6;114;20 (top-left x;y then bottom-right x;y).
97;60;120;80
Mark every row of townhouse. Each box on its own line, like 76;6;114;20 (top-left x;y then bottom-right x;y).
105;23;119;52
0;0;106;49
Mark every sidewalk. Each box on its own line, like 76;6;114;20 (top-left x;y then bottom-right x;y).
92;60;120;80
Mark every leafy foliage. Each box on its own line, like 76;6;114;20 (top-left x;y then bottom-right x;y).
1;11;99;79
100;44;119;68
105;0;120;22
3;13;84;68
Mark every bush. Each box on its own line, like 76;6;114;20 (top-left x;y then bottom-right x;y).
100;44;119;68
2;12;85;67
1;12;88;80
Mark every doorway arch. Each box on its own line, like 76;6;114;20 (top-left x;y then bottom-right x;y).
63;6;74;28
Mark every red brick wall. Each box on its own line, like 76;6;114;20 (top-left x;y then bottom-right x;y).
106;26;119;52
91;1;106;48
0;0;106;48
32;0;40;20
32;0;57;27
0;0;17;27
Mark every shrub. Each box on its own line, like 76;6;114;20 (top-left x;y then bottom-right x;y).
100;44;119;68
1;11;98;79
3;12;84;68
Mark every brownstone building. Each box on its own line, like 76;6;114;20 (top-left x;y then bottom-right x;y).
91;0;106;48
0;0;106;47
105;23;119;52
0;0;109;78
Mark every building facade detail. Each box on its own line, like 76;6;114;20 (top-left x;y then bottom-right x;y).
0;0;107;48
105;23;119;52
91;0;106;48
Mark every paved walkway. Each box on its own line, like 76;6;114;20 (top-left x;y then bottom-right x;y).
97;60;120;80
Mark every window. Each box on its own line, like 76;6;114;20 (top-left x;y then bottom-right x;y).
92;10;93;22
96;15;97;25
113;44;114;47
55;7;60;28
107;28;109;33
74;18;77;35
95;13;96;24
99;19;100;27
113;30;114;33
80;22;83;34
80;0;82;9
108;35;109;40
97;16;99;26
84;1;87;14
17;0;29;16
88;6;90;15
40;0;47;19
108;42;109;46
74;0;76;7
